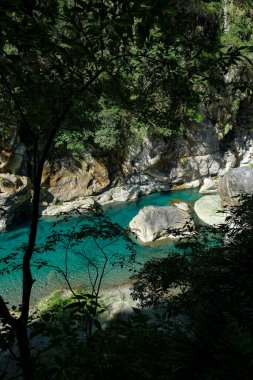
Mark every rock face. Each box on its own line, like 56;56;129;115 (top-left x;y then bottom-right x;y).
199;178;218;194
1;109;253;230
194;195;226;226
122;122;223;187
129;206;194;243
0;174;32;230
122;122;253;190
41;156;110;204
218;167;253;206
0;128;26;175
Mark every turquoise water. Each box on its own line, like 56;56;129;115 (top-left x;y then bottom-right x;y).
0;189;202;306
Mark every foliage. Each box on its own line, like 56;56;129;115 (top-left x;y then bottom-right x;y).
0;0;155;373
0;0;135;162
1;0;253;377
0;203;137;377
3;197;253;379
1;0;250;158
129;196;253;379
221;0;253;46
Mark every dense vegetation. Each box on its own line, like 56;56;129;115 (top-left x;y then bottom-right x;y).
73;198;253;379
1;1;252;158
2;196;253;380
0;0;253;379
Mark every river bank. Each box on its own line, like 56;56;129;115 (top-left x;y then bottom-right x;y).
0;189;202;307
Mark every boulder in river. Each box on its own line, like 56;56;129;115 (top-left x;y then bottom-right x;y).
96;185;141;204
173;202;190;211
218;167;253;206
194;194;226;226
129;205;194;243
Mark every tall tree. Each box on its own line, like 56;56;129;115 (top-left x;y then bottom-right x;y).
0;0;138;373
0;0;247;376
0;0;192;374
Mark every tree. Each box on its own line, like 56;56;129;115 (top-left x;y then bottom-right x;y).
0;0;192;375
0;0;140;374
130;196;253;379
0;0;250;376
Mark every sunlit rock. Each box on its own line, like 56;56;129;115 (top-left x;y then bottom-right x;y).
0;174;32;230
199;178;218;194
172;179;201;190
173;202;189;211
96;185;141;204
0;128;26;174
194;194;226;226
218;167;253;206
41;156;110;204
129;205;194;243
41;198;94;216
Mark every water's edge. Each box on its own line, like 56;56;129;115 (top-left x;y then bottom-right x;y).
0;189;202;307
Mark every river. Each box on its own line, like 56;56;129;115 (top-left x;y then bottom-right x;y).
0;189;202;307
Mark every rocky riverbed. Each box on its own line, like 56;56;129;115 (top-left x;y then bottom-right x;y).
1;116;253;230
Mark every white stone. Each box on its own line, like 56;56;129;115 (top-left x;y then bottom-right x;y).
111;186;141;202
199;178;218;194
174;202;189;211
194;195;226;226
185;179;201;188
96;190;113;204
239;146;253;166
173;179;201;190
129;205;194;243
41;198;94;216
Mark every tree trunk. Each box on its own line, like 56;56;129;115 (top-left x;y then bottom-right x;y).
0;70;103;375
15;114;72;371
15;319;32;379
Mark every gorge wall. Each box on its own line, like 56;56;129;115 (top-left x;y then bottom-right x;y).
1;97;253;228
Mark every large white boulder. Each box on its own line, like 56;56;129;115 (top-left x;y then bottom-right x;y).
194;194;226;226
111;186;141;202
173;179;201;190
174;202;190;211
96;185;141;204
129;205;194;243
218;167;253;206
